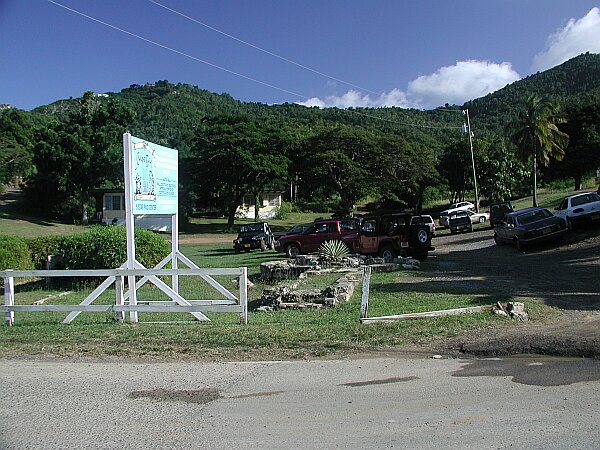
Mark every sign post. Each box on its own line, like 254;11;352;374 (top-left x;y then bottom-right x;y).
122;133;212;323
57;134;246;325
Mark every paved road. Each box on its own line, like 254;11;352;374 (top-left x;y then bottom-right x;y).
1;356;599;449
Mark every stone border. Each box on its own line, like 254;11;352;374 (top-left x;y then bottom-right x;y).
257;255;421;311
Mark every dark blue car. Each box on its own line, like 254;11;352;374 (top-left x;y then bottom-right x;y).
493;207;567;251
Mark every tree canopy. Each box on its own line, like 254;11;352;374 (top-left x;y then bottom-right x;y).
25;92;134;221
506;93;569;206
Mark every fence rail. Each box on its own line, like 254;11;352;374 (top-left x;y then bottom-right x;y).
2;267;248;326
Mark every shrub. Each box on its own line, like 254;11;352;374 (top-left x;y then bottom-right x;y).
59;226;169;270
28;236;64;269
318;240;350;259
273;201;294;220
0;235;33;271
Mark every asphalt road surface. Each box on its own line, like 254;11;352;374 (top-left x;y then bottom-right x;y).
1;356;599;449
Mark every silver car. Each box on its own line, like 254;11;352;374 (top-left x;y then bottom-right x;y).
554;192;600;229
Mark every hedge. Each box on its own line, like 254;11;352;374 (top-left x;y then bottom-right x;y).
58;226;170;270
0;236;34;271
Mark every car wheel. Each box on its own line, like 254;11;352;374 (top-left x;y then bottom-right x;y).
479;216;486;223
379;245;397;263
493;233;502;246
515;237;526;252
285;244;300;258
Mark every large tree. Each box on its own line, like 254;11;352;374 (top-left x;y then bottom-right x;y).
438;140;471;204
0;109;36;186
474;134;528;202
295;126;376;217
184;116;289;228
376;136;438;212
26;92;134;221
552;96;600;190
506;94;569;206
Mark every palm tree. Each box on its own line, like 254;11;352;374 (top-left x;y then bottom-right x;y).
506;94;569;206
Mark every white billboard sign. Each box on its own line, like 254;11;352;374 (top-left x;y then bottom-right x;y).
127;136;178;215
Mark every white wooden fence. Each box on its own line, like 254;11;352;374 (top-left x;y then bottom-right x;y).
1;267;248;326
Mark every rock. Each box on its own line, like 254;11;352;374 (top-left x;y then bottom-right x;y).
507;302;525;314
511;311;529;322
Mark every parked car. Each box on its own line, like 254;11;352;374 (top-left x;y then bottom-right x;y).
493;207;567;251
273;223;311;240
411;214;436;237
467;210;490;224
275;218;360;258
448;210;473;234
232;222;275;253
554;192;600;229
438;202;476;227
489;201;514;228
439;201;475;218
275;214;434;261
351;213;434;261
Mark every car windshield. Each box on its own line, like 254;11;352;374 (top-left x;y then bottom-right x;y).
491;203;511;213
516;209;552;225
571;194;597;207
239;223;264;233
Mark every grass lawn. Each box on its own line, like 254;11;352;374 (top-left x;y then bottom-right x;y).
0;241;557;359
4;184;583;359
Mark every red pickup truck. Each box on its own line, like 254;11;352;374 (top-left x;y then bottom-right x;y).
275;214;433;261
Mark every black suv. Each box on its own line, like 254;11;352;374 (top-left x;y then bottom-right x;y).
489;201;514;228
233;222;275;253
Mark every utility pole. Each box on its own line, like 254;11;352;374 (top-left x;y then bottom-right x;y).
462;109;479;212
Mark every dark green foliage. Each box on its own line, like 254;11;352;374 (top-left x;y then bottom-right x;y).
506;94;569;206
58;226;169;270
474;135;528;202
28;236;64;269
0;109;36;185
465;53;600;134
549;94;600;190
185;115;290;228
7;53;599;218
295;125;378;216
0;236;33;271
26;92;134;221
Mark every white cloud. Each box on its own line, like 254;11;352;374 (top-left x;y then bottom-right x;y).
298;60;520;110
532;7;600;72
299;89;410;108
407;60;520;107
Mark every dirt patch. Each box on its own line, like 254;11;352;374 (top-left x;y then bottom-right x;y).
411;225;600;358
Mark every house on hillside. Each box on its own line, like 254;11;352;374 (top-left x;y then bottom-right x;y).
235;191;282;219
91;189;171;232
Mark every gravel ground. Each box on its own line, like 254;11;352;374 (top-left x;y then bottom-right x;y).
413;224;600;357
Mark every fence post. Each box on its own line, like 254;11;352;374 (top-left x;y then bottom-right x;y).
239;267;248;325
360;266;371;322
115;276;124;323
4;270;14;326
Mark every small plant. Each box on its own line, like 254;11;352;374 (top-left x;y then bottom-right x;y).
318;240;350;259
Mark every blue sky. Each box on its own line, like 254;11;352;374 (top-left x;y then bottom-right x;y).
1;1;600;111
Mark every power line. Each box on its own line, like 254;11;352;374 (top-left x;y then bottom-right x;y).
47;0;306;99
47;0;463;131
147;0;382;97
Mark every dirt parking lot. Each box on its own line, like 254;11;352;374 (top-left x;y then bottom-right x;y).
415;224;600;357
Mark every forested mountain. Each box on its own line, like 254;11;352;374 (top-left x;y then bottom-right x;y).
465;52;600;134
3;52;598;222
32;53;600;155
